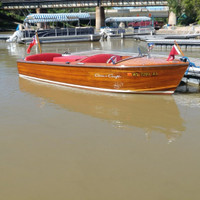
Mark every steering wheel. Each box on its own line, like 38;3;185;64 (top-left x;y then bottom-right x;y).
107;56;118;64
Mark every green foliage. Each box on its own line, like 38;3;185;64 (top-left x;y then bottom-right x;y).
0;2;2;13
47;8;95;13
155;17;167;24
181;0;197;24
0;6;96;31
167;0;182;16
167;0;200;25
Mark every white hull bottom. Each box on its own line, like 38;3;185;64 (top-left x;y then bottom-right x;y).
19;74;174;94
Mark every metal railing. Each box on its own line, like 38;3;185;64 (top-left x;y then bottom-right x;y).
1;0;168;9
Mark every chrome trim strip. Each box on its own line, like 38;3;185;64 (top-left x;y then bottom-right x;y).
17;60;189;69
19;74;174;94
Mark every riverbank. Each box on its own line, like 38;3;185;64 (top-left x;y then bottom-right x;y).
156;25;200;36
0;13;21;32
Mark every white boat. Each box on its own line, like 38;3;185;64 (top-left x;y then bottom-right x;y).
7;13;101;44
100;16;155;38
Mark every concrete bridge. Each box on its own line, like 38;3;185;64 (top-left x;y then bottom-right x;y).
90;7;169;19
1;0;168;9
0;0;169;30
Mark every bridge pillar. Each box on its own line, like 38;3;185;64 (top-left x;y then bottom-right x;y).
168;11;177;26
36;8;46;29
95;6;105;31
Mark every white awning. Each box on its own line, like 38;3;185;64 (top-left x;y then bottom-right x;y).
24;13;91;23
105;16;152;23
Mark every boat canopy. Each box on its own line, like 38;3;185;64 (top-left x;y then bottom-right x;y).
24;13;91;24
105;16;151;23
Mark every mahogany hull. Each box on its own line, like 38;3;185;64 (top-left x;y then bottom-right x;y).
17;59;188;94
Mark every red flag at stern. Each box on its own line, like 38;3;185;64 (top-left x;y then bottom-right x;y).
167;45;181;61
26;35;37;54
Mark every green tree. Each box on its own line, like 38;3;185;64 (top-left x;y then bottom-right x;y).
167;0;182;16
168;0;200;25
181;0;197;24
197;0;200;23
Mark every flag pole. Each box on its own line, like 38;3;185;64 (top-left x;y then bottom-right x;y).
35;31;42;54
174;40;184;57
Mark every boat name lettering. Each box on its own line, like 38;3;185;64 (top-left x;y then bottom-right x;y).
95;73;121;79
141;72;151;76
129;72;158;77
152;72;158;76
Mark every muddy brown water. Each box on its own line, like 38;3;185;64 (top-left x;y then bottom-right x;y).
1;38;200;200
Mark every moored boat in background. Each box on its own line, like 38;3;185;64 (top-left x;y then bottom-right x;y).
7;13;101;44
100;16;155;38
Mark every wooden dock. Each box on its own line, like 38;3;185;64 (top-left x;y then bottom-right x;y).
183;58;200;85
133;34;200;49
184;68;200;83
164;34;200;39
147;39;200;46
0;34;11;40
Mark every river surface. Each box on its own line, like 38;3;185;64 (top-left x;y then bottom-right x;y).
1;38;200;200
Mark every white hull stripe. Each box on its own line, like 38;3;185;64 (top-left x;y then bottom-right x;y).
19;74;174;94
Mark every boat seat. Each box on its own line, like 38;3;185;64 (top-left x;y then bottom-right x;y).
53;55;88;62
81;54;122;63
25;53;62;62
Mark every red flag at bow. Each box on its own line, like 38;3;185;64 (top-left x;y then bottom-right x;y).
26;35;37;54
167;44;181;61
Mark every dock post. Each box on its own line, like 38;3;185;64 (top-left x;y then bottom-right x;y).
90;35;94;41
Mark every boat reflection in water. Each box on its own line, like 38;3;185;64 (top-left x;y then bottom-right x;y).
19;77;185;142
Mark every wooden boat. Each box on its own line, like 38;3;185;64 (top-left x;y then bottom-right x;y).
17;52;189;94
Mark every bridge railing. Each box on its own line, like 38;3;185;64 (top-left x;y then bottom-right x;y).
1;0;168;9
